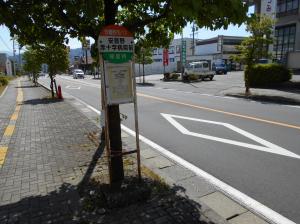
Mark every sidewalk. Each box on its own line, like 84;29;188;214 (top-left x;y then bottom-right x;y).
0;78;268;224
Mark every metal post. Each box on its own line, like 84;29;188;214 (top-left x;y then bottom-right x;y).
192;23;195;56
131;60;142;181
100;57;113;185
85;48;88;74
12;38;16;76
181;32;184;80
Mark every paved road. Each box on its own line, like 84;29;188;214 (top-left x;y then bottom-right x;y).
39;74;300;223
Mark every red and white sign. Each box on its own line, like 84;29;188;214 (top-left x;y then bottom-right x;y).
98;25;134;53
163;49;169;66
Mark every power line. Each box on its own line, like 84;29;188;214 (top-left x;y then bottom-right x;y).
0;35;12;51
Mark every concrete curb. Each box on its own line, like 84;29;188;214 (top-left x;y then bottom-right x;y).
37;80;271;224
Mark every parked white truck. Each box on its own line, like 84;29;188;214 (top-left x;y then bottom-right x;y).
184;61;215;81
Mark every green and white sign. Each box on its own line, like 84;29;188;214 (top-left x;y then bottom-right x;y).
181;40;186;65
98;25;134;63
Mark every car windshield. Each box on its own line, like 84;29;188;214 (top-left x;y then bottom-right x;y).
74;70;84;73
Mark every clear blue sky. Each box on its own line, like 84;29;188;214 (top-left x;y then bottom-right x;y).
0;6;253;53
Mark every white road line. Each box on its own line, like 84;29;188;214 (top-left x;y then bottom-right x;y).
161;113;300;160
0;85;8;98
285;105;300;109
59;90;296;224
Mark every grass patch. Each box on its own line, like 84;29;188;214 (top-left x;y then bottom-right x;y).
0;85;6;96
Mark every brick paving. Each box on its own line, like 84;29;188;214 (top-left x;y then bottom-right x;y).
0;80;219;224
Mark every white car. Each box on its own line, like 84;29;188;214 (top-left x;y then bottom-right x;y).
72;69;85;79
184;61;215;81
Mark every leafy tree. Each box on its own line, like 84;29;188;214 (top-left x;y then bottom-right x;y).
23;48;42;86
32;42;69;97
0;0;249;184
135;41;153;83
232;15;274;94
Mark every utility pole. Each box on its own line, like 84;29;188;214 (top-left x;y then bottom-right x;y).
192;23;195;56
18;45;22;74
12;37;16;76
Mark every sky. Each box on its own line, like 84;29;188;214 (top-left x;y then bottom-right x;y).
0;6;254;53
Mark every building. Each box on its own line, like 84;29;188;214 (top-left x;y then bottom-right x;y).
5;59;13;76
136;38;195;75
252;0;300;68
194;35;245;69
0;53;7;74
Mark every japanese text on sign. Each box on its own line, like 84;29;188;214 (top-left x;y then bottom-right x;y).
99;37;134;53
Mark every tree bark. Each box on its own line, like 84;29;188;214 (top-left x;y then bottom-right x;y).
104;0;124;185
50;75;55;98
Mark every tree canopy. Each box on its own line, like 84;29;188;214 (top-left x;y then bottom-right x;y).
0;0;249;47
23;47;42;85
233;15;274;66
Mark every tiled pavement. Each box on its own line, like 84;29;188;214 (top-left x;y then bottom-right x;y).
0;80;100;223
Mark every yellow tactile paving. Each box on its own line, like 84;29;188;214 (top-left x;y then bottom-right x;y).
4;125;15;136
0;81;23;168
0;147;8;165
10;112;19;120
15;105;21;112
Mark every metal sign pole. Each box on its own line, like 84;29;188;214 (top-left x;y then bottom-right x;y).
100;56;113;185
131;60;142;181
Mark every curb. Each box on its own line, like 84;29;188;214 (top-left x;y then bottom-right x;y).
38;80;274;224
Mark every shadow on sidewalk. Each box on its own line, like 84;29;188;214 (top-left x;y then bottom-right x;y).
227;93;300;105
22;98;62;105
0;139;211;223
136;82;155;87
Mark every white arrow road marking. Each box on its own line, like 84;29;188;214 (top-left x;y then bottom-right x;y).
161;113;300;159
65;85;81;90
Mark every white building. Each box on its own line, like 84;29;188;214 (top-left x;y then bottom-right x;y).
135;38;195;75
193;35;245;69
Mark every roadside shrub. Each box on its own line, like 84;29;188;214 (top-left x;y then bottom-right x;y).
163;72;170;80
163;72;179;81
0;75;9;86
170;73;179;80
246;64;292;87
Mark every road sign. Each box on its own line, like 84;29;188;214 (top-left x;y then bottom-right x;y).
161;113;300;159
163;49;169;66
98;25;134;63
181;40;186;65
82;39;90;50
104;62;133;105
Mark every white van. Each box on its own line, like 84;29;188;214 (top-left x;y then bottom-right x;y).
184;61;215;81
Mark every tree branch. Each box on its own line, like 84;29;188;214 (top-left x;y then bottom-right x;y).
126;0;172;32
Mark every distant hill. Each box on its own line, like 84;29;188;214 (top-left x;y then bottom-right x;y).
69;48;91;63
1;48;91;65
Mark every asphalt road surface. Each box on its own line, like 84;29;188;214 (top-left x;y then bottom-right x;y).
39;73;300;223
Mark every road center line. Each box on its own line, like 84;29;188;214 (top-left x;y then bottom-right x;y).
54;77;300;130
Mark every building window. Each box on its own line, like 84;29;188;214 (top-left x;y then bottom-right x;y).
170;58;175;62
152;48;157;55
176;45;181;53
153;59;162;62
157;48;163;55
169;46;175;54
276;0;299;17
274;24;296;61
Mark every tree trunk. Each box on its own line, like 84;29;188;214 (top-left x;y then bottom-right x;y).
104;0;124;185
142;54;145;84
50;75;55;98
